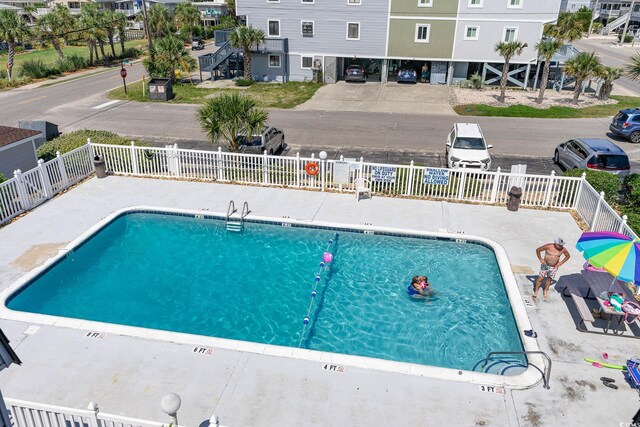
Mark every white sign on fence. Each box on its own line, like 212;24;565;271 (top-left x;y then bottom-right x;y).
333;161;350;185
344;158;361;172
371;166;397;183
423;168;450;185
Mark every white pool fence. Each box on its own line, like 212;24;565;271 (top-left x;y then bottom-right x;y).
2;397;180;427
0;140;636;241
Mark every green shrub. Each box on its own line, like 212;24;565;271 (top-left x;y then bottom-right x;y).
0;69;6;79
621;210;640;235
37;130;149;162
235;78;254;87
19;59;60;79
469;72;483;90
618;34;634;43
0;173;5;183
563;168;622;203
121;47;143;59
623;173;640;207
56;54;89;73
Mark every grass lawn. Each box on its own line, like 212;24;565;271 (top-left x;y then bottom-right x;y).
108;80;323;109
0;40;147;70
453;95;640;118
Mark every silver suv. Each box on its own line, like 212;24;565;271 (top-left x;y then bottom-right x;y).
554;138;630;177
238;126;285;155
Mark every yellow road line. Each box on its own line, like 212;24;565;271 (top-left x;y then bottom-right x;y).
18;95;46;105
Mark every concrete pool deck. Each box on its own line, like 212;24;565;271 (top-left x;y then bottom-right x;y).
0;176;639;426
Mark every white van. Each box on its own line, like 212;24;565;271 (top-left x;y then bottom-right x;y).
445;123;493;171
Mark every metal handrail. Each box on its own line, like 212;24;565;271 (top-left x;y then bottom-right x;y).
241;201;250;219
482;351;552;389
226;200;236;221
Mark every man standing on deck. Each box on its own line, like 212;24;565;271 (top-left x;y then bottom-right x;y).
533;238;571;301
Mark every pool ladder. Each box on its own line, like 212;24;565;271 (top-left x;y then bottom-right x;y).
226;200;250;232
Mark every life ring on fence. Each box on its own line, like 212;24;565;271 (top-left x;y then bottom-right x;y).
305;162;319;176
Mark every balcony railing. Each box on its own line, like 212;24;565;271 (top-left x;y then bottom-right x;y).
253;38;286;53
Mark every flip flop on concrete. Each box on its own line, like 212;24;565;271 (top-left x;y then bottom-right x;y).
603;381;618;390
600;377;615;383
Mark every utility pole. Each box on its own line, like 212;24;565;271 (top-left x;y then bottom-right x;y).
587;0;600;38
620;0;637;46
140;0;154;60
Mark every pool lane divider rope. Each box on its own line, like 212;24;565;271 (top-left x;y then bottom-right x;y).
298;233;339;348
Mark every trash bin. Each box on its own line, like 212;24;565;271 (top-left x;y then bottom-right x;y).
507;186;522;212
93;155;107;179
148;78;174;101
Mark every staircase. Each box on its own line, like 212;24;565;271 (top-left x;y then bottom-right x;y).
226;200;250;232
605;13;629;33
198;41;240;81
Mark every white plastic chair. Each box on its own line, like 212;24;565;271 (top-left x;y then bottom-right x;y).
355;177;371;201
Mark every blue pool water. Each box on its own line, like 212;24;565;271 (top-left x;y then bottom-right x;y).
8;212;524;371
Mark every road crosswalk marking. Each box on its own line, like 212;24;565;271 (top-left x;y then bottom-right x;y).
92;100;120;110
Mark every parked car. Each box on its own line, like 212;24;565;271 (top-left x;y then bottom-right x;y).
554;138;630;177
397;68;417;83
445;123;493;170
609;108;640;143
238;126;285;155
345;65;366;82
191;37;205;51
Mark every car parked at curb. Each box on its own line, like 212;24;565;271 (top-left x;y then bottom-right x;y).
191;37;205;51
445;123;493;171
610;108;640;143
553;138;630;177
238;126;285;155
397;68;417;83
345;65;366;83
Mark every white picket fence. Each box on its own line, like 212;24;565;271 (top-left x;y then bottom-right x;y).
0;141;638;240
0;144;94;224
4;398;176;427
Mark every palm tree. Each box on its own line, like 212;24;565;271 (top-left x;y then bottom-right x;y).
114;11;127;55
197;92;268;152
229;25;265;80
626;52;640;80
535;39;563;104
144;34;195;82
596;66;623;100
35;5;74;61
147;4;172;39
0;10;31;81
563;51;601;104
102;10;118;57
78;3;102;64
494;40;528;103
174;3;200;41
22;4;38;25
545;12;585;43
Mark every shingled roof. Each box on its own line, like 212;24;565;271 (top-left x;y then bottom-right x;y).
0;126;41;148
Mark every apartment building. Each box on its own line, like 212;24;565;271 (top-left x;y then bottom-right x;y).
596;1;640;28
235;0;561;84
560;0;593;12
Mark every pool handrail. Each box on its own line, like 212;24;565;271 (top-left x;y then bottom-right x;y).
481;351;552;389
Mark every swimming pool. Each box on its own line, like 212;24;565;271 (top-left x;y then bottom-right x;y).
3;207;539;385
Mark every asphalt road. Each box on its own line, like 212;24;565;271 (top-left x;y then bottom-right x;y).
1;43;639;175
573;37;640;96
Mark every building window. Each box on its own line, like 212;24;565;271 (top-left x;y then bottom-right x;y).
301;56;313;69
415;24;430;43
268;20;280;37
301;0;314;3
267;0;279;3
507;0;522;8
464;25;479;40
347;0;361;4
418;0;432;6
503;27;518;42
269;55;281;68
301;21;314;36
347;22;360;40
468;0;482;6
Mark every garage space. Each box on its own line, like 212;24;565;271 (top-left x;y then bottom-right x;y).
338;58;383;82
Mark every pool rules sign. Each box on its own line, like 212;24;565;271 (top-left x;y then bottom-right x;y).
423;168;449;185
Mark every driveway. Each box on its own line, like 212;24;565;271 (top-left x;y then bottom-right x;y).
295;81;455;115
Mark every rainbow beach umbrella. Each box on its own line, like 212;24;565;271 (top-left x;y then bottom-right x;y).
576;231;640;291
